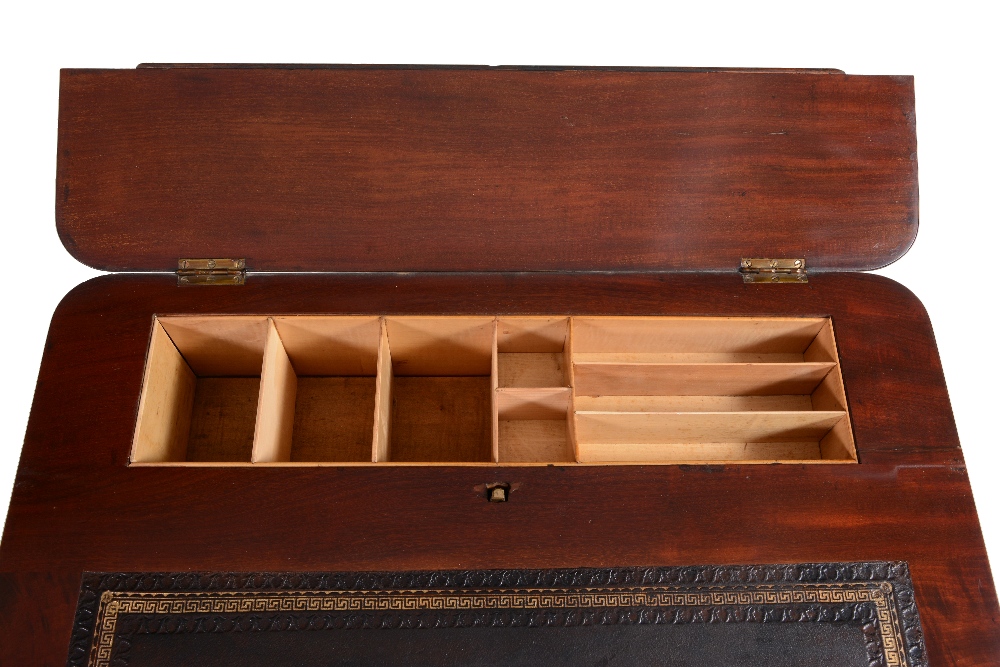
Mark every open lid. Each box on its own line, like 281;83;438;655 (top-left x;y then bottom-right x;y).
56;66;917;273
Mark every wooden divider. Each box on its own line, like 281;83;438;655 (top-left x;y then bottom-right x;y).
251;319;297;463
373;319;393;463
491;321;500;463
131;321;196;463
566;318;579;463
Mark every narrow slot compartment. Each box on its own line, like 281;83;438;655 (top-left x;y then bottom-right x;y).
575;411;846;462
571;317;829;355
270;316;382;462
495;318;574;463
575;410;846;445
386;317;495;462
578;441;826;463
575;395;814;412
131;316;270;463
573;361;835;396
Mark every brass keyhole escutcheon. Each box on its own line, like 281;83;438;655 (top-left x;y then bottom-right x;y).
486;483;510;502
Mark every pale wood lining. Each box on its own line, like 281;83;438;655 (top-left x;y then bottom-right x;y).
131;315;857;466
573;361;836;397
131;321;196;463
571;317;828;354
493;317;572;461
491;321;500;463
573;352;805;363
820;416;856;461
805;322;857;461
251;319;297;463
496;387;571;420
134;317;268;464
185;378;259;462
498;421;573;463
575;411;845;445
291;377;376;462
385;316;494;376
132;458;855;467
273;316;380;376
389;377;492;462
496;317;569;353
372;319;393;463
575;395;814;412
577;441;823;463
566;318;580;463
157;316;270;376
497;353;567;387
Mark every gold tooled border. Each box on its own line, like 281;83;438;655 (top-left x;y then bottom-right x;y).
89;581;906;667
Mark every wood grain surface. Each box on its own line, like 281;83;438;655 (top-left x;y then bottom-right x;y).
56;67;916;272
0;272;994;665
290;377;376;462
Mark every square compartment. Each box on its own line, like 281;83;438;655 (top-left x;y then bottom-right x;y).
384;317;495;462
131;316;271;463
273;317;382;463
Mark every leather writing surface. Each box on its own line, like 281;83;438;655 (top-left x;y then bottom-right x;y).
69;564;926;667
56;67;916;272
116;622;869;667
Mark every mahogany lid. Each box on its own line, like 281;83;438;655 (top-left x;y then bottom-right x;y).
56;66;917;273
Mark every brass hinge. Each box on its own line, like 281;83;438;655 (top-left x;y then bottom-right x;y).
740;258;807;283
177;259;246;286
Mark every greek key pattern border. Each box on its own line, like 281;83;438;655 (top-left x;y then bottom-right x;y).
87;582;907;667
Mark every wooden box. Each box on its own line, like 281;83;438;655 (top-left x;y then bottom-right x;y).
0;65;996;665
